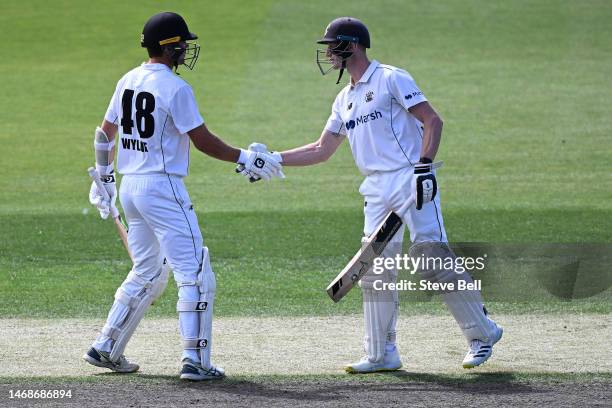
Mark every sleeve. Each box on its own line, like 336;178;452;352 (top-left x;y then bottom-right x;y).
103;80;123;125
387;69;428;110
323;93;347;135
169;85;205;134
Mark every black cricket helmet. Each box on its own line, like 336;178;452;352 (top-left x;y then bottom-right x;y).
141;12;200;70
316;17;370;82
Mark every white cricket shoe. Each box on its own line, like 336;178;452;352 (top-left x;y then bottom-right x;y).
462;322;504;369
180;358;225;381
345;346;403;374
83;347;139;373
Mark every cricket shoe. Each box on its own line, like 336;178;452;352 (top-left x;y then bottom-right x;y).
462;321;504;369
180;358;225;381
345;346;403;374
82;347;139;373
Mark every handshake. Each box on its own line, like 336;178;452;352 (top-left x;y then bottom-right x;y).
236;143;285;182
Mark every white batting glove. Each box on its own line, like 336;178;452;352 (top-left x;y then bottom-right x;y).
237;148;282;181
88;173;117;219
236;143;284;182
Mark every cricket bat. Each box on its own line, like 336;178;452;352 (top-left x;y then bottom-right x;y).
326;211;404;302
88;167;132;261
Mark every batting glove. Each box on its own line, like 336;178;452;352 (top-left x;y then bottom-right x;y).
236;147;283;182
236;143;284;182
414;159;442;210
89;172;118;219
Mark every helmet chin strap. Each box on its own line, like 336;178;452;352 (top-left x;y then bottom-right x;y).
164;45;184;74
171;49;182;74
334;43;353;84
336;59;346;84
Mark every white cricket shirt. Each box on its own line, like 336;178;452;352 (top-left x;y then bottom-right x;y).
324;60;427;175
104;63;204;177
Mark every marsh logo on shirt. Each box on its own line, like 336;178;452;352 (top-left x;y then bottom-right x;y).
405;91;423;100
345;110;382;130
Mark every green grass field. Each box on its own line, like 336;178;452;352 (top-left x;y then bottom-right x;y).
0;1;611;404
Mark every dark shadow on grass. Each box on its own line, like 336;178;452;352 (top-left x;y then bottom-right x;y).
129;371;536;402
2;372;609;407
379;370;535;394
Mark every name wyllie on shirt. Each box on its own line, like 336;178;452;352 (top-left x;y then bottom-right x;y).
121;138;148;152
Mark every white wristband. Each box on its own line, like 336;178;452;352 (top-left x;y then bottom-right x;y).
96;164;115;176
271;151;283;163
237;149;249;164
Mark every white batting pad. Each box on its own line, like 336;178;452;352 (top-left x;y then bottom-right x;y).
95;259;170;361
359;237;401;362
409;241;496;343
177;247;216;368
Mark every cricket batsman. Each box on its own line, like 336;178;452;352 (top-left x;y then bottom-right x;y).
240;17;503;373
84;12;283;380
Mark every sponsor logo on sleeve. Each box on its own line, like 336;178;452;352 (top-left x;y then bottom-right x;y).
405;91;423;100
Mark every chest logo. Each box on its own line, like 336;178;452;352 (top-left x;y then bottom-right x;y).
345;110;383;130
347;102;353;110
365;91;374;102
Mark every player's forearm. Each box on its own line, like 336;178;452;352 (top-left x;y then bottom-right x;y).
419;115;443;160
278;142;329;166
188;125;241;162
278;130;344;166
195;135;241;162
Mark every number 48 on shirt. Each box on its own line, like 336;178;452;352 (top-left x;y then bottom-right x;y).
121;89;156;139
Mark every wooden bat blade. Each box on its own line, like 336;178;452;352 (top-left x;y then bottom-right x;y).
112;215;132;261
326;211;403;302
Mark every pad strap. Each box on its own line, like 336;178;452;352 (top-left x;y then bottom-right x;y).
177;300;209;312
128;272;153;289
101;325;122;340
182;338;208;350
176;280;201;288
115;288;140;309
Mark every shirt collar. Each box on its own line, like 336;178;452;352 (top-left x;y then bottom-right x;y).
142;62;172;71
351;60;380;87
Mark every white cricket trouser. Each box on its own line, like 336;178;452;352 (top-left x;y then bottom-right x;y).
93;174;204;362
358;166;447;362
360;166;447;243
